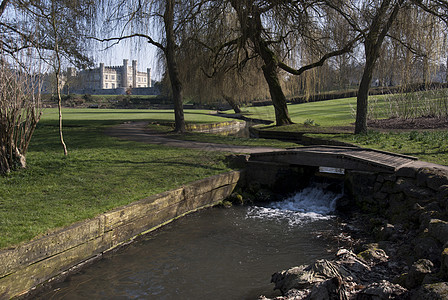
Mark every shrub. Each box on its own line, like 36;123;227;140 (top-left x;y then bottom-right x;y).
0;60;42;174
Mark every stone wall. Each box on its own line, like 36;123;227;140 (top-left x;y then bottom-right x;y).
344;163;448;287
0;171;242;300
345;163;448;226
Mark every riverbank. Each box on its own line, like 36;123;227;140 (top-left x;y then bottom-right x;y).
259;162;448;299
0;171;242;299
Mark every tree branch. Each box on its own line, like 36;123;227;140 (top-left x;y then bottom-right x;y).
91;34;165;52
0;0;9;17
278;34;361;75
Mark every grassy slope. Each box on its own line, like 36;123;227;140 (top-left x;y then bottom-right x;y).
235;97;448;166
0;108;237;249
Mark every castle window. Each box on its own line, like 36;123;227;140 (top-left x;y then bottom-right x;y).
105;83;108;88
112;83;115;88
112;75;115;80
105;75;108;80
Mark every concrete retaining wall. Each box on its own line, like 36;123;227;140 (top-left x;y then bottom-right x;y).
0;170;242;299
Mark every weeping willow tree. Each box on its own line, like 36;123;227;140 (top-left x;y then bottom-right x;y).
191;0;360;126
175;3;270;113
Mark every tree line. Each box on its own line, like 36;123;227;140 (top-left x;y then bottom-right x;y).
1;0;448;174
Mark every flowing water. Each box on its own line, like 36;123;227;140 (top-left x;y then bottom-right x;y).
37;184;342;300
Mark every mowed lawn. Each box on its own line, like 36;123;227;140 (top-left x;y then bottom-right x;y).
236;96;448;166
0;108;238;249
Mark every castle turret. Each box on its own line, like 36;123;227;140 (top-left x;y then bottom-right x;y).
132;60;137;88
122;59;128;88
99;63;105;89
147;68;151;88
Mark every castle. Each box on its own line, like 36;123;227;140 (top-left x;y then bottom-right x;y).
63;59;158;95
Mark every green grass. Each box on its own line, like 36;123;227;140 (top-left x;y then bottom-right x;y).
42;108;229;124
0;108;238;249
306;130;448;166
233;98;358;127
236;95;448;166
237;90;448;128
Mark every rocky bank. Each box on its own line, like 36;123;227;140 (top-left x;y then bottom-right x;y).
259;162;448;299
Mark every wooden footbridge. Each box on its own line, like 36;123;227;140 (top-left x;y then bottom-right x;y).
249;145;418;173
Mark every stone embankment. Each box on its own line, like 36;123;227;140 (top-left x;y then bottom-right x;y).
0;171;242;300
260;162;448;299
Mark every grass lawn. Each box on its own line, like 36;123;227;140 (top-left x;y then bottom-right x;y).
306;130;448;166
234;97;358;127
236;96;448;166
0;108;242;249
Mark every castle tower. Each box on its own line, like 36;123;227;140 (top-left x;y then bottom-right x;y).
132;60;137;88
147;68;151;88
99;63;105;89
122;59;129;88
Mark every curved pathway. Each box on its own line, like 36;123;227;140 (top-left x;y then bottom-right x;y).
104;122;284;154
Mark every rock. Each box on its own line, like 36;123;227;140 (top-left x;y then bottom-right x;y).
307;277;348;300
412;235;442;263
426;169;448;191
335;249;371;278
357;244;389;264
419;211;441;229
271;260;344;295
405;259;435;289
428;219;448;245
441;248;448;281
356;280;407;300
373;224;396;242
436;185;448;209
396;166;417;178
226;192;244;205
410;282;448;300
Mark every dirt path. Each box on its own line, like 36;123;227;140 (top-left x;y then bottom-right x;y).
104;122;285;154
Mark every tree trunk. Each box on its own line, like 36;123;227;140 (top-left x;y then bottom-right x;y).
252;28;293;126
355;46;377;134
229;0;293;126
164;0;185;133
52;5;68;156
261;62;293;126
56;72;68;155
222;94;241;114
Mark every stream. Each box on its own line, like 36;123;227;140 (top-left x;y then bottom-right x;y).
37;183;342;300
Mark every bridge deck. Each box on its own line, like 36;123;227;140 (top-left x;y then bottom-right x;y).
249;145;418;173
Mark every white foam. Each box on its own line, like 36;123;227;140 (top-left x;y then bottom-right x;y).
246;184;340;226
